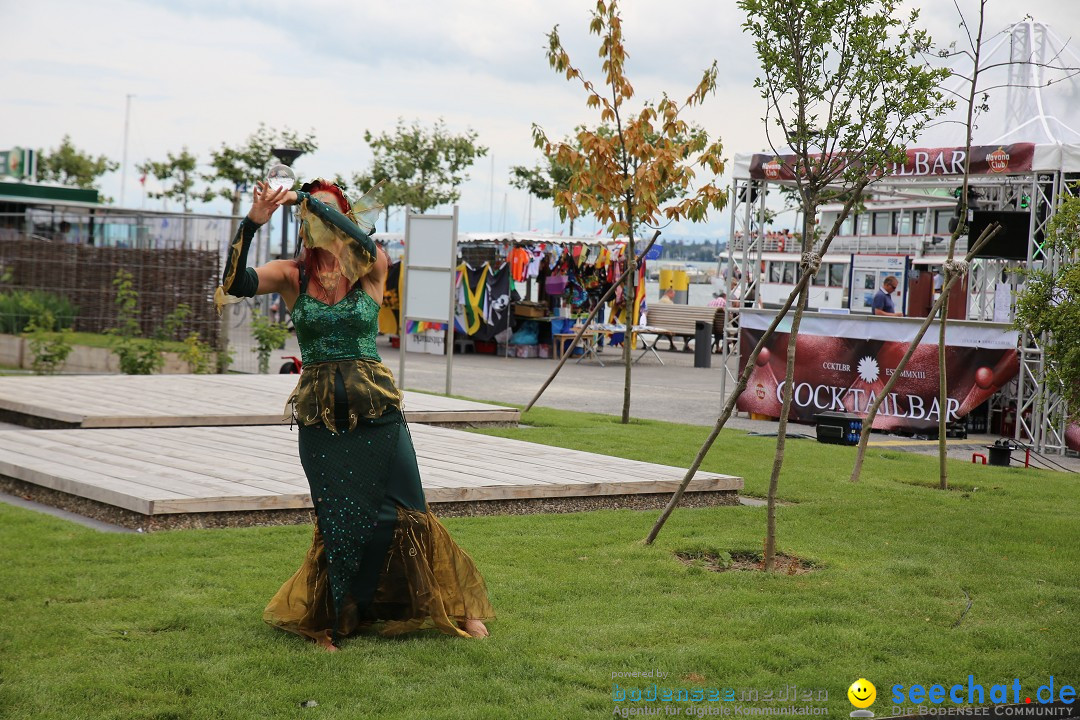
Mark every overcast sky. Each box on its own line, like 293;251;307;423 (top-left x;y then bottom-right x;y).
3;0;1079;239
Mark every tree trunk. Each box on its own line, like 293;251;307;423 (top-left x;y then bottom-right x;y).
765;283;808;571
621;191;636;425
764;203;815;571
621;229;635;424
937;299;949;489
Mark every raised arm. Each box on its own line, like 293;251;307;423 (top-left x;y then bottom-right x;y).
214;183;297;314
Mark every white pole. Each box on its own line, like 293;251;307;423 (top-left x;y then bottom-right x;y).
446;207;459;395
120;94;133;207
399;213;412;390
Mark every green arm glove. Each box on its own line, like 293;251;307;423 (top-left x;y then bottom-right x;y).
213;217;261;314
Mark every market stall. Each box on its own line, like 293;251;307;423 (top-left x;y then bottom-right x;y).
384;232;649;360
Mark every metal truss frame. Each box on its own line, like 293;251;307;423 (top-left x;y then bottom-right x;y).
720;179;766;400
720;168;1075;453
1015;171;1076;453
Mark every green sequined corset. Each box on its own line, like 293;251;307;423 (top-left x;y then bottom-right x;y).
293;285;382;364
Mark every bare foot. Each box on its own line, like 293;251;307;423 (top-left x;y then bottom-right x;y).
461;618;489;638
315;636;340;652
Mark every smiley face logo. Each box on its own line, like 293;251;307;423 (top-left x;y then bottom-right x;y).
848;679;876;709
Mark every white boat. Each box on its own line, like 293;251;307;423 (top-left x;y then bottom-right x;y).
730;193;971;314
648;263;713;284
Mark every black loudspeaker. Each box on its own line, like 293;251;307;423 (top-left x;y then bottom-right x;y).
968;211;1031;260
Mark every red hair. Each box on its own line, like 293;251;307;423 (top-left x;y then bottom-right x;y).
299;178;350;213
295;179;352;293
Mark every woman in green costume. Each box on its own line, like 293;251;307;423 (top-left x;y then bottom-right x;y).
218;179;493;651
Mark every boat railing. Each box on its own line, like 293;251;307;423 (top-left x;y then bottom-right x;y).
728;233;969;257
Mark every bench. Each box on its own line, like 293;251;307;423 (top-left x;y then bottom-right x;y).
641;305;724;351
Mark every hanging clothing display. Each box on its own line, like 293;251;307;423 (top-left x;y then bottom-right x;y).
457;262;490;336
442;239;648;354
526;248;544;278
510;247;530;282
475;263;514;343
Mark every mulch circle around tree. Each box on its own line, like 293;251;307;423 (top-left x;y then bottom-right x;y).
674;550;818;575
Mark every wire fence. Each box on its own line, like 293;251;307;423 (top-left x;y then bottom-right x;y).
1;206;393;374
0;210;236;371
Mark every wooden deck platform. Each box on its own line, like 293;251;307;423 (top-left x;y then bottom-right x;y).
0;375;520;428
0;424;742;516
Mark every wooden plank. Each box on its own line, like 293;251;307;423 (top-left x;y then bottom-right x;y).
8;432;267;499
0;422;741;516
58;431;305;493
410;431;704;482
0;375;519;428
152;493;313;514
0;452;164;513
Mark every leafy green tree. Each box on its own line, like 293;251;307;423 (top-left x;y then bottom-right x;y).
360;118;488;219
743;0;949;568
538;0;727;425
646;0;951;557
137;148;209;212
35;135;118;197
205;124;318;218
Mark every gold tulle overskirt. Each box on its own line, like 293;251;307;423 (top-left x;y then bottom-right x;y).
263;508;495;643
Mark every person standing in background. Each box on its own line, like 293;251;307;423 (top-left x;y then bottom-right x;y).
872;276;902;316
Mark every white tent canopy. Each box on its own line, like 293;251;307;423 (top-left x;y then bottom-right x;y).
732;20;1080;179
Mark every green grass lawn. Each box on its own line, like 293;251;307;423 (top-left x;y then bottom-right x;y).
0;406;1076;719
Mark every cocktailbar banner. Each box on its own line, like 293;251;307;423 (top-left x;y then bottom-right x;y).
735;310;1020;432
748;143;1035;181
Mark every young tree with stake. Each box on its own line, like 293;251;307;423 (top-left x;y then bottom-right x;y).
646;0;950;564
536;0;727;424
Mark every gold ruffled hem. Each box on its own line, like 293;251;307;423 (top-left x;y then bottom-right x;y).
262;508;495;643
284;358;402;433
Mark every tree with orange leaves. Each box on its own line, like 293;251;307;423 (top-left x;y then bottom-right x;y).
534;0;728;424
